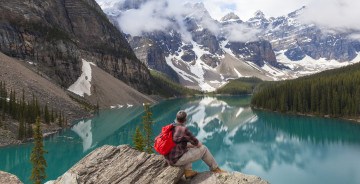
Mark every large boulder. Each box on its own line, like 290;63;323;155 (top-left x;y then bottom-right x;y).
0;171;23;184
48;145;184;184
48;145;269;184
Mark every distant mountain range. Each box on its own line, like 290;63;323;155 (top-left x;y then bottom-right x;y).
99;0;360;91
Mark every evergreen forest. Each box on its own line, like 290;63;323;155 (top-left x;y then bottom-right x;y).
251;63;360;118
0;81;67;139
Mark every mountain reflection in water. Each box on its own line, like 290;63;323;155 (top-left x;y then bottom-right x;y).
1;96;360;184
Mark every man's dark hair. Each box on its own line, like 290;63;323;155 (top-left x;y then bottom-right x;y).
176;110;187;123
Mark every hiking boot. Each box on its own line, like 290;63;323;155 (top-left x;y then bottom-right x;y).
185;170;197;179
212;167;227;173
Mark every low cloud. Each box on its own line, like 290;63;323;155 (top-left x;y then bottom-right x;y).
117;0;187;36
223;24;260;42
349;33;360;41
299;0;360;32
201;0;309;21
104;0;223;40
97;0;126;10
96;0;267;43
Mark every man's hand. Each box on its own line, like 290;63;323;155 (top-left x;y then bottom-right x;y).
196;141;202;148
187;144;196;148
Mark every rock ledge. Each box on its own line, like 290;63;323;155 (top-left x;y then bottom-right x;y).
48;145;269;184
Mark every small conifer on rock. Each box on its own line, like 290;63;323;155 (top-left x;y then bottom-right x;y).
132;125;145;152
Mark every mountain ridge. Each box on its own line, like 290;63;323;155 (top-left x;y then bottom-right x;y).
98;0;360;91
0;0;151;92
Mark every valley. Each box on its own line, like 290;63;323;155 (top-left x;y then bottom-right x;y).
0;0;360;184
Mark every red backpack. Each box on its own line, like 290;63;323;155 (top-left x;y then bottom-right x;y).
154;124;176;155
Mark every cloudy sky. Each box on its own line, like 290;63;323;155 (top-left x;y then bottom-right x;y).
202;0;360;32
97;0;360;37
201;0;309;20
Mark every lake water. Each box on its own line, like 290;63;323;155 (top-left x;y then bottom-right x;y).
1;96;360;184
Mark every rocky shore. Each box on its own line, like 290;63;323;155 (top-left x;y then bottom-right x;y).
0;171;23;184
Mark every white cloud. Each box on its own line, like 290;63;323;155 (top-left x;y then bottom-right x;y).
117;0;173;36
97;0;125;10
223;24;260;42
349;33;360;41
96;0;360;41
299;0;360;31
201;0;309;21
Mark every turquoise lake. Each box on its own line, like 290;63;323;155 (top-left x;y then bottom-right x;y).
1;95;360;184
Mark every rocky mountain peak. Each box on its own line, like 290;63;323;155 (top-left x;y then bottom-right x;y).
287;6;306;18
220;12;241;22
254;10;265;18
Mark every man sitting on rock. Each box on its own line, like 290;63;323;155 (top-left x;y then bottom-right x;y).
164;110;227;179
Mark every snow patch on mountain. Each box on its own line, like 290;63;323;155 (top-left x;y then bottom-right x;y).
68;59;94;97
276;50;360;78
165;41;222;92
261;63;286;78
233;68;242;77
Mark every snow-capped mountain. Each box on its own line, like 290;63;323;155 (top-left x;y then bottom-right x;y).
249;7;360;77
97;0;360;92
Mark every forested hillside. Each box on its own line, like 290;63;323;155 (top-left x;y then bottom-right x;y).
251;63;360;119
214;77;262;95
212;77;278;95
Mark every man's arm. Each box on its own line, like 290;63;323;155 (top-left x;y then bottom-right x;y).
187;141;202;148
184;127;200;146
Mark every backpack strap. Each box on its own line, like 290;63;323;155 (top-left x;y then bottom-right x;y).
171;121;181;144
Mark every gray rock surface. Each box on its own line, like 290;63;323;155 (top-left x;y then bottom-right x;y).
49;144;269;184
49;145;184;184
128;36;179;82
0;171;23;184
0;0;151;92
178;171;269;184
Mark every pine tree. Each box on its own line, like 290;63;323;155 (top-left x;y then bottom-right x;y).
44;104;50;124
50;108;54;123
62;112;65;126
58;112;62;127
27;123;33;138
18;120;25;140
132;126;145;152
1;108;5;121
30;117;48;184
65;117;68;127
142;102;155;154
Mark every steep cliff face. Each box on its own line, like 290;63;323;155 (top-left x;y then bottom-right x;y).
47;145;269;184
128;36;179;82
0;0;151;92
226;40;277;67
255;7;360;62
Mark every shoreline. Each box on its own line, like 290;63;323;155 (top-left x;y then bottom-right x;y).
251;106;360;124
0;113;95;148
